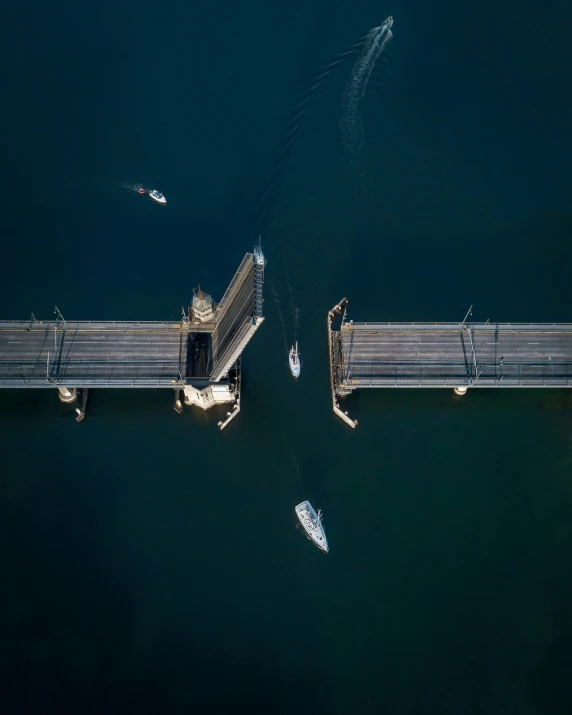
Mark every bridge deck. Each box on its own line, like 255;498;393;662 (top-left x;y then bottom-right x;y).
0;248;263;390
338;322;572;389
0;322;192;388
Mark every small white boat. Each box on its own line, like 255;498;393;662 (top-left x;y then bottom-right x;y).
253;237;266;267
295;500;328;552
149;189;167;204
289;341;301;378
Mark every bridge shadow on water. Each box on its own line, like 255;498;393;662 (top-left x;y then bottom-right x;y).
342;386;572;418
337;387;572;455
0;389;235;429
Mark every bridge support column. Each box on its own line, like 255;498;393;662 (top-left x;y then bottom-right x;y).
74;389;88;422
454;386;468;396
57;386;77;403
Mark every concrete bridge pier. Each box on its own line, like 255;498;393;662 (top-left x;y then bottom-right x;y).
454;386;468;396
57;386;77;403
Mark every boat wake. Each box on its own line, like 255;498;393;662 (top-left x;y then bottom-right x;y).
113;180;146;194
67;176;147;198
291;451;302;483
282;252;300;341
269;280;289;354
248;35;371;236
269;248;301;370
292;305;300;341
290;451;309;498
340;18;393;157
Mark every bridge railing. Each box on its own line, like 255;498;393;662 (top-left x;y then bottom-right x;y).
0;359;183;380
342;322;572;332
0;320;186;331
342;360;572;387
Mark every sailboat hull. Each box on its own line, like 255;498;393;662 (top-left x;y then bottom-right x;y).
295;500;328;552
289;354;300;378
289;343;301;378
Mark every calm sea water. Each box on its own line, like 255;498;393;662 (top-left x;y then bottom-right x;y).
2;0;572;713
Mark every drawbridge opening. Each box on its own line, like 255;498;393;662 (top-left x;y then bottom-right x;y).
186;333;211;379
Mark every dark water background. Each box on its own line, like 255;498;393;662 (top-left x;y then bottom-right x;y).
1;0;572;712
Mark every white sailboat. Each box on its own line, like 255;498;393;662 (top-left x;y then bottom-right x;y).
289;341;301;378
295;500;329;553
149;189;167;204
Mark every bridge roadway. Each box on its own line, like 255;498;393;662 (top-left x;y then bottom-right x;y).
0;321;196;388
0;247;264;391
336;322;572;391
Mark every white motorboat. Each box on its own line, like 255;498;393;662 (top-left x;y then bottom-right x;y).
295;500;329;552
149;189;167;204
253;237;266;267
289;341;301;378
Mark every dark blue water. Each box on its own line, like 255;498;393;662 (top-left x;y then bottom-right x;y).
2;1;572;713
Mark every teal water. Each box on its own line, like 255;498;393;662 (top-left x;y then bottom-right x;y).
2;0;572;712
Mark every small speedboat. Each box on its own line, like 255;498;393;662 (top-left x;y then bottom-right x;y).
149;189;167;204
289;341;301;378
295;500;328;552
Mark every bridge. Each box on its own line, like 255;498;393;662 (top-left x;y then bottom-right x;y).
0;245;265;428
328;298;572;427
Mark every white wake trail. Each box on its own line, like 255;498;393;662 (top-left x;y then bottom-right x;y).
269;280;289;353
341;21;393;154
292;305;300;341
282;253;300;341
360;28;392;100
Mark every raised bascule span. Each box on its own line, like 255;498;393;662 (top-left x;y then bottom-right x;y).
0;244;265;430
328;298;572;428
